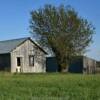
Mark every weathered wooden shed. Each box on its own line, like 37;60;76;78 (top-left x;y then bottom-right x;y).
0;37;47;73
69;56;97;74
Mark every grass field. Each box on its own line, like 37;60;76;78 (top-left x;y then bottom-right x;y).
0;73;100;100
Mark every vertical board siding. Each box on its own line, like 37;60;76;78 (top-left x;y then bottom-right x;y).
83;56;96;74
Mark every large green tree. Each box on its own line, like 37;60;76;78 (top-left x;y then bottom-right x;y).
30;5;95;72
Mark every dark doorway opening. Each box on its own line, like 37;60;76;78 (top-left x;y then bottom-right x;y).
17;57;21;66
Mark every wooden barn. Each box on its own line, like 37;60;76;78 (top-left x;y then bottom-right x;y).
0;37;47;73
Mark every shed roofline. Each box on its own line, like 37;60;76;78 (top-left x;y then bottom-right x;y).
10;37;47;54
28;38;47;54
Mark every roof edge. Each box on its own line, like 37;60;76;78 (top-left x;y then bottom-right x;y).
10;37;47;54
28;38;47;54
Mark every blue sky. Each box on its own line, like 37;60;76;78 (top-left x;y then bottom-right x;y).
0;0;100;60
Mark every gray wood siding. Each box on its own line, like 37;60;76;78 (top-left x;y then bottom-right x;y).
11;40;46;73
83;56;96;74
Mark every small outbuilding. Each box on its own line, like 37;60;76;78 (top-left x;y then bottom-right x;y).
46;56;97;74
69;56;97;74
0;37;47;73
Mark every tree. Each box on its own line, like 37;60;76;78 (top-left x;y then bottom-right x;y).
30;5;95;72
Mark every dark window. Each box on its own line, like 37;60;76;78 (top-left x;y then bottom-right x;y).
17;57;21;66
29;55;34;66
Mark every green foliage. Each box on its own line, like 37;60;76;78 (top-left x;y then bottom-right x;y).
0;73;100;100
30;5;95;71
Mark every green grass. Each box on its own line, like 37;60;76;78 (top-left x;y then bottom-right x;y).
0;73;100;100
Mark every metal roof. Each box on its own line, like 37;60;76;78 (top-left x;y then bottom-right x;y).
0;37;47;54
0;37;28;54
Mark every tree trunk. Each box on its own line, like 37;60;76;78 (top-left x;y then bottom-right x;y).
60;64;69;73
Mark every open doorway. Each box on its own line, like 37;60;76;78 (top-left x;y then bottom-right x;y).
16;57;23;72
